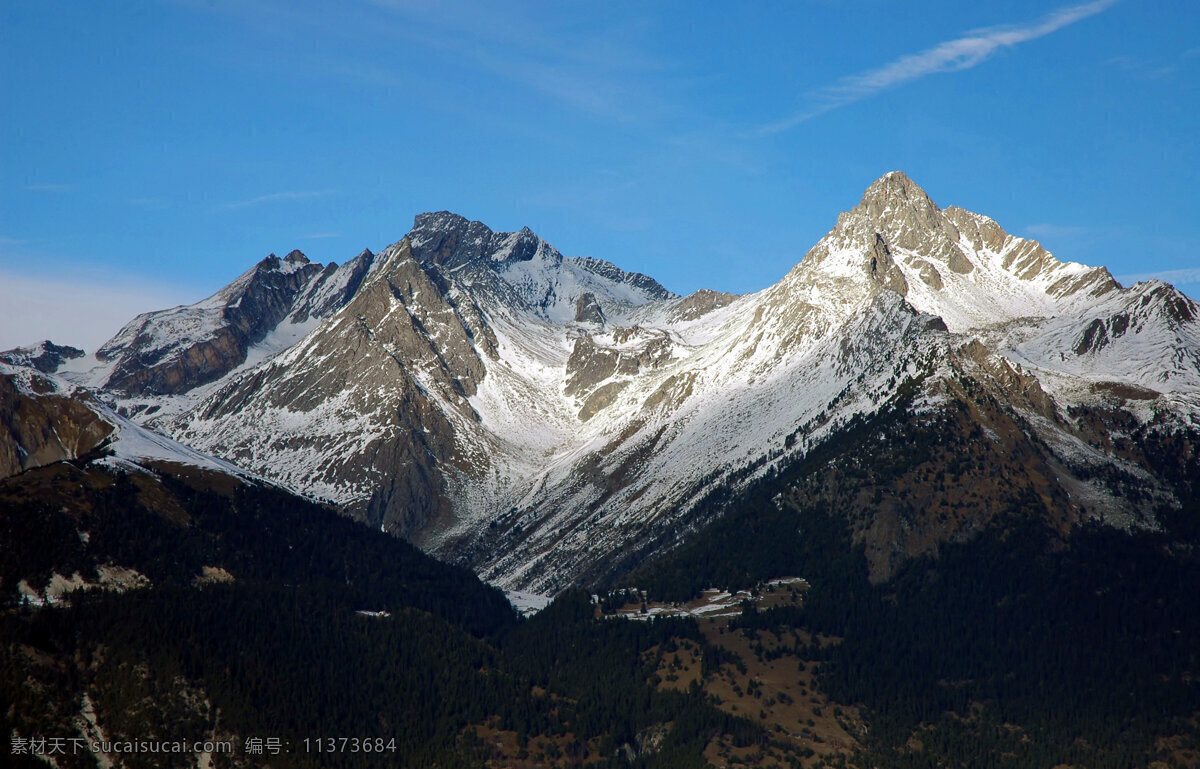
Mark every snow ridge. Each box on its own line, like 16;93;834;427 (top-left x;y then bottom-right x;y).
22;175;1199;595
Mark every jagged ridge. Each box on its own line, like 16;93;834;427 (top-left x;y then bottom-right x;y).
20;174;1197;594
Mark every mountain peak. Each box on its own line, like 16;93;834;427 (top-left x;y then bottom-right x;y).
857;171;941;226
408;211;501;271
0;340;85;373
795;172;1129;332
412;210;475;233
403;212;673;317
868;169;922;191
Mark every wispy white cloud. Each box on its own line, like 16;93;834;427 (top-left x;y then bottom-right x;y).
0;270;195;352
365;0;675;123
177;0;756;184
1117;267;1200;287
204;0;667;122
217;190;336;211
757;0;1119;134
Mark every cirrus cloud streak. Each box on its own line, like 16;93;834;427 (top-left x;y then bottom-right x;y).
758;0;1119;134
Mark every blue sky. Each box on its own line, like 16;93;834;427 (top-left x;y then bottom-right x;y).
2;0;1198;350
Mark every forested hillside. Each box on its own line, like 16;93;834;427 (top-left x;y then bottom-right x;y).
1;458;772;768
624;401;1200;768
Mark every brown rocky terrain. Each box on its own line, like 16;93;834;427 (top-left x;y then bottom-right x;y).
0;370;112;480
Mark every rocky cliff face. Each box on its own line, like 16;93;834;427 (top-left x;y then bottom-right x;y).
161;222;675;539
90;249;377;398
407;211;673;305
0;341;85;374
170;241;482;535
41;173;1200;594
0;365;112;480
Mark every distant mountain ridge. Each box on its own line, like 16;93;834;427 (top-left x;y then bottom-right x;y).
5;172;1198;594
88;248;378;398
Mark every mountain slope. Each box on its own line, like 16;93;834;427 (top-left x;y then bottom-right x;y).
41;173;1200;594
446;172;1200;590
61;248;379;417
157;220;675;538
0;364;112;479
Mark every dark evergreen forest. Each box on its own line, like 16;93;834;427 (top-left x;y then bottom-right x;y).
1;463;761;768
628;405;1200;769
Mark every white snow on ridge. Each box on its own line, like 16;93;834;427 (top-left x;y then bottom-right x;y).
1;361;73;397
23;180;1199;596
91;401;259;480
448;178;1200;591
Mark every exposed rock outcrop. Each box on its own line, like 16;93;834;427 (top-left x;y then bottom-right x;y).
0;371;112;480
0;341;85;373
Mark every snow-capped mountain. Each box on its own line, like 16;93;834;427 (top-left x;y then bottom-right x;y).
162;216;677;538
18;172;1199;594
65;248;380;410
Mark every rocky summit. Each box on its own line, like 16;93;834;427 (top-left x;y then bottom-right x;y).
6;172;1199;594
